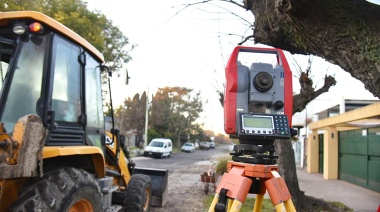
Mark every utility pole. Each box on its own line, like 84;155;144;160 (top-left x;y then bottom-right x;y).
144;86;149;147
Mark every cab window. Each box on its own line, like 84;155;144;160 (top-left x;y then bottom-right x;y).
51;36;81;123
1;35;45;132
85;53;104;148
85;53;103;128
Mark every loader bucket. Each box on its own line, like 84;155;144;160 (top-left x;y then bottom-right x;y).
134;167;168;207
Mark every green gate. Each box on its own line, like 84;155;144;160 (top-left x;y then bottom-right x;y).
338;128;380;192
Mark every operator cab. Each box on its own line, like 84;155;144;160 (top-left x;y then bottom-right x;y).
0;11;105;149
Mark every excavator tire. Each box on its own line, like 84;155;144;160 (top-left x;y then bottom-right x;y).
10;167;102;212
123;174;152;212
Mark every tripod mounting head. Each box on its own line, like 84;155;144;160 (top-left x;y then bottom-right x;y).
230;144;278;165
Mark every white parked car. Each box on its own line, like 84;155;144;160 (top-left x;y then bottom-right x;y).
199;141;210;150
181;142;195;153
143;138;172;158
208;142;215;149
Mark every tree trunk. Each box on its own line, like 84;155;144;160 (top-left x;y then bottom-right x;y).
245;0;380;98
275;140;334;211
176;131;181;148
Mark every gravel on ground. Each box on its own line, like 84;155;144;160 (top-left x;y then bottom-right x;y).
150;160;219;212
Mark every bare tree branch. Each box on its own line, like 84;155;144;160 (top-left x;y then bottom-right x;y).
238;34;254;45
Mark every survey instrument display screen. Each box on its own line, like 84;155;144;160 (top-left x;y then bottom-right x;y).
243;116;273;128
239;113;290;139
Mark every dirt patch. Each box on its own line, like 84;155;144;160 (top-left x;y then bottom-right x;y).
150;161;218;212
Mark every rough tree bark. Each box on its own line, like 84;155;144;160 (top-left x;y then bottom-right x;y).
245;0;380;98
293;72;336;114
242;0;380;210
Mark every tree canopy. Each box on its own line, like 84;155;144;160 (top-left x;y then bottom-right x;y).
150;86;204;147
0;0;132;72
116;87;205;148
115;92;147;148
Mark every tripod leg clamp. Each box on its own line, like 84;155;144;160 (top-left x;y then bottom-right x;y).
214;188;228;212
265;173;292;205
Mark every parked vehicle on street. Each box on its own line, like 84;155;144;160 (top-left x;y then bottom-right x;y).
144;138;173;158
199;141;210;150
181;142;195;153
208;142;216;149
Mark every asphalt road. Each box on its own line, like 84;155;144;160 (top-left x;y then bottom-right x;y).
133;146;229;173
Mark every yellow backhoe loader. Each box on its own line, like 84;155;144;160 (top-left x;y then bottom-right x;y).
0;11;168;212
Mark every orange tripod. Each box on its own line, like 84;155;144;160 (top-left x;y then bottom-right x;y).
208;158;296;212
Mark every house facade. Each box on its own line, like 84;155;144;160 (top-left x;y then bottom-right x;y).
306;102;380;193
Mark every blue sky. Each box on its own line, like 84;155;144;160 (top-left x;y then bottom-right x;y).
87;0;379;134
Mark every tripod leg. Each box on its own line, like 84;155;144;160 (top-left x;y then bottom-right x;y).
228;199;243;212
227;199;233;211
274;200;296;212
208;193;236;212
284;199;296;211
265;171;296;212
208;193;219;212
208;167;252;212
274;203;286;212
253;194;264;212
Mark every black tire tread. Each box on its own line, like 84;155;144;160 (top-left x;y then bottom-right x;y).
10;167;102;211
124;174;152;212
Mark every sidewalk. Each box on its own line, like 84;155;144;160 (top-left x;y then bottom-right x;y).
296;168;380;212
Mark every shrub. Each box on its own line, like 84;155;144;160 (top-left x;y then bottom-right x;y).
215;156;231;174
